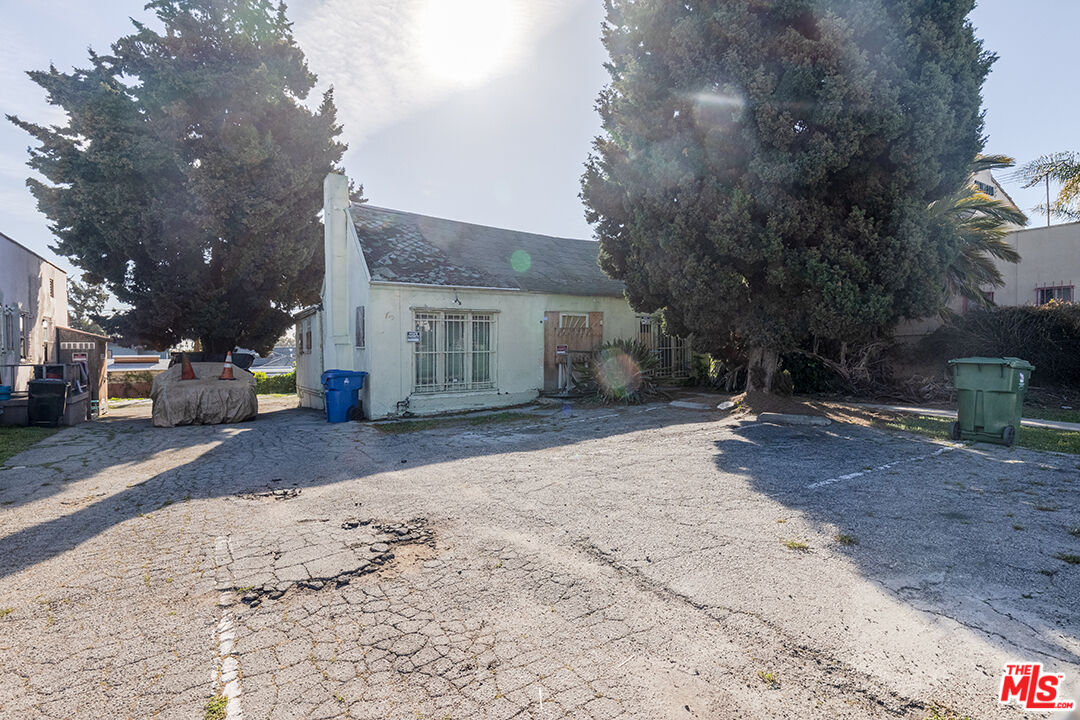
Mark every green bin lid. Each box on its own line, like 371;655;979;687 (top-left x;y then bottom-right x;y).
948;356;1034;371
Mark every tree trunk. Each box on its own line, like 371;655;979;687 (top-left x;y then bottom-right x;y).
745;346;780;394
201;337;236;355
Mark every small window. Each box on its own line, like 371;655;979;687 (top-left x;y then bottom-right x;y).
49;278;55;298
355;306;365;348
19;312;29;360
296;322;305;354
1036;286;1073;305
559;313;588;329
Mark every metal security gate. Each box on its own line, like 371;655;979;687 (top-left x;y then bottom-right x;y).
638;316;691;379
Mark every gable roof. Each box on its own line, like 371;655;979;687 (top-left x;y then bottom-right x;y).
348;205;626;298
1;231;67;273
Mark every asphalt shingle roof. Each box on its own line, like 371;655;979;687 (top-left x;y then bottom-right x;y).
348;205;626;298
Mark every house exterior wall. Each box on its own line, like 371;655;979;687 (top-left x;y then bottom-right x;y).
363;283;639;419
0;234;68;390
295;307;324;409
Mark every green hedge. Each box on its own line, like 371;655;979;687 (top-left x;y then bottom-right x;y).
253;370;296;394
920;303;1080;386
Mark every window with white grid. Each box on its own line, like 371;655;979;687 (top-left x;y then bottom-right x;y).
413;311;496;393
560;312;588;329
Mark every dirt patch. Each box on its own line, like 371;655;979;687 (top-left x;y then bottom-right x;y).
730;391;827;417
376;542;437;580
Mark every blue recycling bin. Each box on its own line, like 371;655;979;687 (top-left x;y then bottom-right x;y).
320;370;367;423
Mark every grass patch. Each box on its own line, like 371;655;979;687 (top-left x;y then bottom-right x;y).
1069;527;1080;537
0;608;12;618
923;704;972;720
879;414;1080;455
0;426;59;465
371;411;537;434
835;533;858;546
204;695;228;720
782;539;809;551
756;670;779;687
1023;407;1080;424
1056;553;1080;565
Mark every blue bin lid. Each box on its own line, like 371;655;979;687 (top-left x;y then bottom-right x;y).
321;369;368;386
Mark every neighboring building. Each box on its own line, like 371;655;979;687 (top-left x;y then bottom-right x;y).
0;231;68;391
988;221;1079;306
249;346;296;376
296;174;687;418
896;170;1080;341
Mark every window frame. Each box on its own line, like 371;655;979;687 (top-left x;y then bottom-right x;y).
355;305;366;349
412;310;497;394
1035;285;1074;305
19;311;30;360
559;312;589;329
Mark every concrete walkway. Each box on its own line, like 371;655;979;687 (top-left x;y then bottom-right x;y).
841;401;1080;432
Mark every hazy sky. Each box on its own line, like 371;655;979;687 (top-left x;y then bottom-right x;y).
0;0;1076;277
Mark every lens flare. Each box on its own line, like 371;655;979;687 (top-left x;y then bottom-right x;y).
594;348;642;400
510;249;531;272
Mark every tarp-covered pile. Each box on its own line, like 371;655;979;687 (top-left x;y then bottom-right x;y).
150;362;258;427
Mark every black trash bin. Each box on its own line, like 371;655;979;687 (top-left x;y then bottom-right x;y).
28;378;69;427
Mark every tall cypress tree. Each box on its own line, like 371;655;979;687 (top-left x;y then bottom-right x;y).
582;0;992;391
9;0;346;354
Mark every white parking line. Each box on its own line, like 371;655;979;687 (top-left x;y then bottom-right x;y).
806;444;961;490
213;536;244;719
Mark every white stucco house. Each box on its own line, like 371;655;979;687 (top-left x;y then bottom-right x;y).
0;231;68;391
296;173;687;419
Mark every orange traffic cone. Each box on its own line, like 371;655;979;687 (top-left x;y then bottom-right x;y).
180;353;196;380
220;351;236;381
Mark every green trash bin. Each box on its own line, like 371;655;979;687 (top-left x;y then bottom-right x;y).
947;357;1034;446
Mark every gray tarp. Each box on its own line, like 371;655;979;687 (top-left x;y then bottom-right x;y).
150;362;258;428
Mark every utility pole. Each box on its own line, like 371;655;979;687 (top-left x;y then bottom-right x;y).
1047;175;1051;227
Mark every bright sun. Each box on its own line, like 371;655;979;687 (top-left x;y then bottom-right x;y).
415;0;518;86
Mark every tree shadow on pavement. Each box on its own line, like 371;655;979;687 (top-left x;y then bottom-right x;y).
714;417;1080;668
0;400;699;580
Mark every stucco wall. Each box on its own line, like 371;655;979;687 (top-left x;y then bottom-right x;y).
990;221;1080;306
363;283;638;418
0;235;68;390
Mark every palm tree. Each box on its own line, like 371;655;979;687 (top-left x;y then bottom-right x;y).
933;154;1026;308
1017;151;1080;221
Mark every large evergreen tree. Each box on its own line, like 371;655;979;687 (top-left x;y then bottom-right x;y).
582;0;992;391
9;0;346;354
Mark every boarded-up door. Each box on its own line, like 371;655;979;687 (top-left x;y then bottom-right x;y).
543;311;603;393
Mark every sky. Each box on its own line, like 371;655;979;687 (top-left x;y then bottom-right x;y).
0;0;1076;278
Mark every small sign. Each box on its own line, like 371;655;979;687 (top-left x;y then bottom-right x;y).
406;330;421;343
72;352;88;362
555;344;568;355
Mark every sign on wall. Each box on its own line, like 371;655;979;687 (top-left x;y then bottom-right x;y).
555;344;568;355
406;330;421;343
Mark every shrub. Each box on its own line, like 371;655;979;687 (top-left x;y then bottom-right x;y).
577;339;661;403
920;303;1080;386
779;353;838;394
253;370;296;394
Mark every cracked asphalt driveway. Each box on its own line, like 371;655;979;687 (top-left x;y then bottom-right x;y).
0;398;1077;719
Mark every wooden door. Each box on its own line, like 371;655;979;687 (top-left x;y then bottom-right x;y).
543;311;603;392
